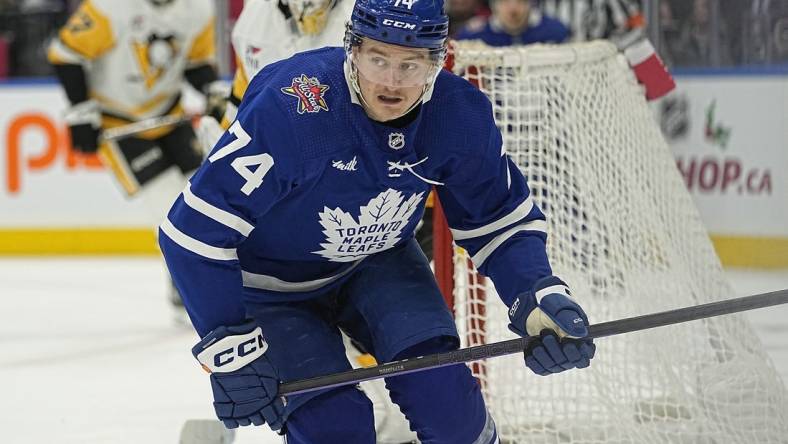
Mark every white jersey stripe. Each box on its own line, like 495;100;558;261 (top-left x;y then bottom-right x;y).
160;219;238;261
451;197;535;241
471;410;498;444
471;219;548;267
535;284;571;303
183;183;255;236
241;260;363;292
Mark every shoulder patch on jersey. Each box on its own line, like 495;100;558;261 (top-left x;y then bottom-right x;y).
280;74;330;114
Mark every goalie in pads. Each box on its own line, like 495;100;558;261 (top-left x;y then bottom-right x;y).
163;0;595;441
48;0;224;319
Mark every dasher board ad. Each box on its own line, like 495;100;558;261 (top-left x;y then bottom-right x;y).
660;75;788;238
1;79;786;259
0;84;154;227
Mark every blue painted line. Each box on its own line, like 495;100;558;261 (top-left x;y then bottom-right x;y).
0;77;59;86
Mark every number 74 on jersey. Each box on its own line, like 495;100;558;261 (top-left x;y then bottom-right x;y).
208;121;274;196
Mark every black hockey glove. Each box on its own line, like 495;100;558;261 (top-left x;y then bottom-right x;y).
203;80;230;122
64;100;101;153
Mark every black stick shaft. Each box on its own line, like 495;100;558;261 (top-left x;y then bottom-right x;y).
279;288;788;396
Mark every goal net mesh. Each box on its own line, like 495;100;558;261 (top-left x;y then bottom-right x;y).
445;40;788;443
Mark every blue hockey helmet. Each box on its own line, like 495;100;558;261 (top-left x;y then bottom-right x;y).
348;0;449;50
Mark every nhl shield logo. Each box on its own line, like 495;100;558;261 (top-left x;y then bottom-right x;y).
281;74;330;114
388;132;405;150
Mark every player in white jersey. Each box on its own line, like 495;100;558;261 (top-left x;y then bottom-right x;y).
48;0;223;317
215;0;355;129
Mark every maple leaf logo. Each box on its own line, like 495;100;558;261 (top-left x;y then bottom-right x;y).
313;189;425;262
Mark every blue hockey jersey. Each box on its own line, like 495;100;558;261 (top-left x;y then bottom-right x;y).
160;47;552;336
455;12;569;46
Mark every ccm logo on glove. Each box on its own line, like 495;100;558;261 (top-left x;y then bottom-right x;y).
195;326;269;373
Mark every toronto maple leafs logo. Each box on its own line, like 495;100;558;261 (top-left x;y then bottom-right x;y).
313;189;425;262
281;74;330;114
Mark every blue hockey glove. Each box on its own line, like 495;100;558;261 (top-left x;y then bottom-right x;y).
192;320;286;430
508;276;596;376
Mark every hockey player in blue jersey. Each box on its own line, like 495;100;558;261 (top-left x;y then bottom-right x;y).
159;0;595;441
454;0;569;46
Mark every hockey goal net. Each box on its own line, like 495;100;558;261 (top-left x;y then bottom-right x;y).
435;40;788;443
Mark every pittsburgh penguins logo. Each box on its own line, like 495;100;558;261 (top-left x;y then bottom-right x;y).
132;33;179;89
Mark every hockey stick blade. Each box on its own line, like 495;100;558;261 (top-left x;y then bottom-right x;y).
279;288;788;396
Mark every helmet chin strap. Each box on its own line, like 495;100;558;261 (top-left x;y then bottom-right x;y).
346;55;437;122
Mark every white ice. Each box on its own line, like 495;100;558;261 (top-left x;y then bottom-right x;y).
1;258;787;444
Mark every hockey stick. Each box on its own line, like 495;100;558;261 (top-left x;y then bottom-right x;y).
279;288;788;396
101;114;196;141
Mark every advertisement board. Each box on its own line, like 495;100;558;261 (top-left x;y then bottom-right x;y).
0;84;160;253
661;76;787;236
658;74;788;266
1;78;786;265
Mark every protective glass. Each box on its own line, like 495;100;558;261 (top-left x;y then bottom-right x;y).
289;0;336;35
351;40;442;88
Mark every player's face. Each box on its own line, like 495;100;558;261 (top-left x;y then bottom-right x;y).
354;40;435;121
493;0;530;34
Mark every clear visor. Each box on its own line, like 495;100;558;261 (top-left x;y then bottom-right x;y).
290;0;335;35
350;37;444;88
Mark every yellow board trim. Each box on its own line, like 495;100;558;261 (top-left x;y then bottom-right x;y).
0;230;785;267
710;235;788;269
0;229;158;255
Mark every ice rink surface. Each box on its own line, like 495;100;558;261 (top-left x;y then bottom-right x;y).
1;257;787;444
